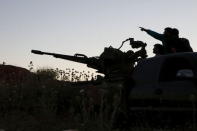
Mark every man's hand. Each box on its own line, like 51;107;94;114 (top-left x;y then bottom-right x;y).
139;27;147;31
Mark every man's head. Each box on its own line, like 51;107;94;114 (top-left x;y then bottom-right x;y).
164;27;179;38
172;28;179;38
164;27;173;36
153;44;164;55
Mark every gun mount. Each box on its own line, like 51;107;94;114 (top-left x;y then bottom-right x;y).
31;38;147;81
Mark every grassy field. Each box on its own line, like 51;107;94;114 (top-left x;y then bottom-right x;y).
0;66;196;131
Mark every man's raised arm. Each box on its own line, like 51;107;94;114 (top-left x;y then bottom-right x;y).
139;27;163;41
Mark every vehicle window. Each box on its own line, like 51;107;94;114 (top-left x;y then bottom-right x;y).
159;57;194;81
176;69;194;78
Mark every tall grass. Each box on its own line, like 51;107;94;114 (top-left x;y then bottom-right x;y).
0;66;106;131
35;67;97;82
0;65;196;131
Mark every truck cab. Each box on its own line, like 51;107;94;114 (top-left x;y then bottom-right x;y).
129;52;197;111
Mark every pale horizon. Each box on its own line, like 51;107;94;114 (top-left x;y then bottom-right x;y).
1;0;197;72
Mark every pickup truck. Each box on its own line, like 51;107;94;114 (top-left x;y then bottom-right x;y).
129;52;197;125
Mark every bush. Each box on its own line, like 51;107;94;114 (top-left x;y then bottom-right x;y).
36;68;58;80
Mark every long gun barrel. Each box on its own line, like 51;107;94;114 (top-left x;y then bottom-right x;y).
31;50;103;72
32;50;89;64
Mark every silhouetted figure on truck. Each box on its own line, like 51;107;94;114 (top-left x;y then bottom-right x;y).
153;44;165;56
140;27;193;54
176;37;193;52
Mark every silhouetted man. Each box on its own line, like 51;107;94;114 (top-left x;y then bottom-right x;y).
140;27;178;54
175;38;193;52
153;44;165;56
170;28;193;52
139;27;193;53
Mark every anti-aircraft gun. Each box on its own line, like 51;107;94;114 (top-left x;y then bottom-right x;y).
31;38;147;81
32;38;147;81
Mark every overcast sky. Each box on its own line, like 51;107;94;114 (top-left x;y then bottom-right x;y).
0;0;197;72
